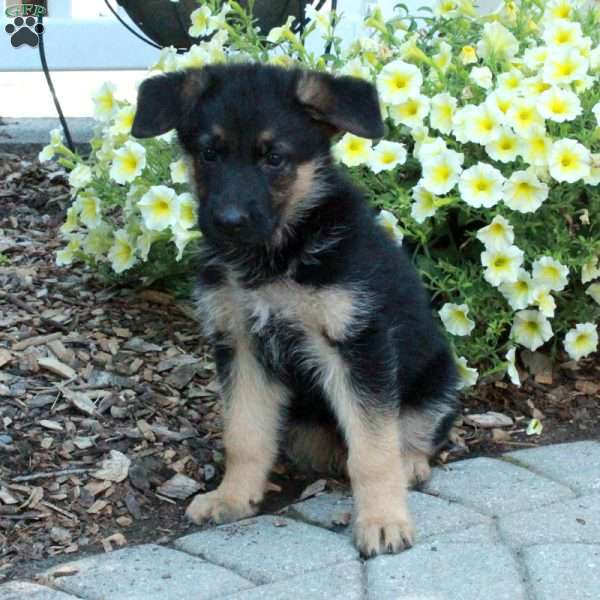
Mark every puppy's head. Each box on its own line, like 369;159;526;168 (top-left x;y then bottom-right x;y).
132;64;383;246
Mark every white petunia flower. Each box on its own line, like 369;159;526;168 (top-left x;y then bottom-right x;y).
429;93;457;135
523;46;549;71
531;287;556;318
476;215;514;249
340;58;371;80
138;185;179;231
521;75;552;99
411;185;438;223
521;128;552;167
176;192;198;230
543;19;584;50
544;0;576;21
486;128;521;163
433;0;459;18
470;66;493;89
334;133;373;168
481;245;524;287
82;223;112;258
586;283;600;305
563;323;598;360
368;141;407;174
375;210;403;245
110;104;136;136
439;303;475;336
506;99;544;137
177;44;208;69
60;207;78;234
511;310;553;351
466;104;502;145
109;141;146;184
108;229;137;274
503;169;549;213
151;46;179;72
542;47;588;85
459;45;477;65
505;347;520;386
68;164;92;190
170;158;190;184
56;235;82;267
456;356;478;389
172;225;202;261
420;149;464;195
532;256;569;291
136;227;159;261
582;257;600;284
389;96;431;129
266;15;295;43
497;69;524;94
92;82;118;122
459;162;505;209
500;269;534;310
584;153;600;185
485;91;512;124
189;6;215;38
76;193;102;228
415;136;447;163
477;22;519;62
538;87;582;122
377;60;423;105
548;138;591;183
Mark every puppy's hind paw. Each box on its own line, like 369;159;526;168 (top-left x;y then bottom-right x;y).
354;515;415;558
185;490;258;525
403;450;432;489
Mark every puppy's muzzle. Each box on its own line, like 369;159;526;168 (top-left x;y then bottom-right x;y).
213;205;250;235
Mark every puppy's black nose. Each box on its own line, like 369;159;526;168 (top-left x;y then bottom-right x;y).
214;206;249;233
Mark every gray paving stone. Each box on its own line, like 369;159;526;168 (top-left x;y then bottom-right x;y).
45;544;254;600
499;495;600;547
291;490;491;543
174;515;358;584
427;522;497;544
506;441;600;494
425;457;574;516
290;492;353;530
220;561;363;600
0;582;80;600
367;543;526;600
524;543;600;600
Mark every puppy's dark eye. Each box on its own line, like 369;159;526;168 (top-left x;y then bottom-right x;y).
202;148;217;162
265;152;285;168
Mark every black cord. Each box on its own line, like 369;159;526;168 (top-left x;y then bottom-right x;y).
103;0;163;50
37;15;75;153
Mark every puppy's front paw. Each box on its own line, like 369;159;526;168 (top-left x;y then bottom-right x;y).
185;490;258;525
354;513;415;557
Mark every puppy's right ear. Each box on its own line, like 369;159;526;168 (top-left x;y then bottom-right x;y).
131;72;186;139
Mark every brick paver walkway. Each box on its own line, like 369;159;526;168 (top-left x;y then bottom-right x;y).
3;441;599;599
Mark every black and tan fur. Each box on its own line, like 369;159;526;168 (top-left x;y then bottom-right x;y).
132;64;459;557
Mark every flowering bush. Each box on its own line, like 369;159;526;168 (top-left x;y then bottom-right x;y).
44;0;600;387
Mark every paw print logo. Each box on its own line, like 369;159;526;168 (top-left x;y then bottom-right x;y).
5;16;44;48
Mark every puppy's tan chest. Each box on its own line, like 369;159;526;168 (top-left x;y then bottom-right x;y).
198;279;365;342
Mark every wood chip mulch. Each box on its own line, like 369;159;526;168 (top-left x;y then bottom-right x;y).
1;151;599;582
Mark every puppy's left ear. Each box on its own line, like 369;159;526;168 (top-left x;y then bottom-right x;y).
295;71;384;139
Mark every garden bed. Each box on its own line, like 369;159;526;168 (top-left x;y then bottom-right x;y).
1;151;599;582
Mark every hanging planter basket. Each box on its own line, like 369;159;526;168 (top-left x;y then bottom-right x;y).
116;0;309;50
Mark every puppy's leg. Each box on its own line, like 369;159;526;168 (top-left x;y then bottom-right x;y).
186;338;287;524
315;341;414;556
399;395;459;488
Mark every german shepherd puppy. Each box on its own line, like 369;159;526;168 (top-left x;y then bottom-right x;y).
132;64;458;556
